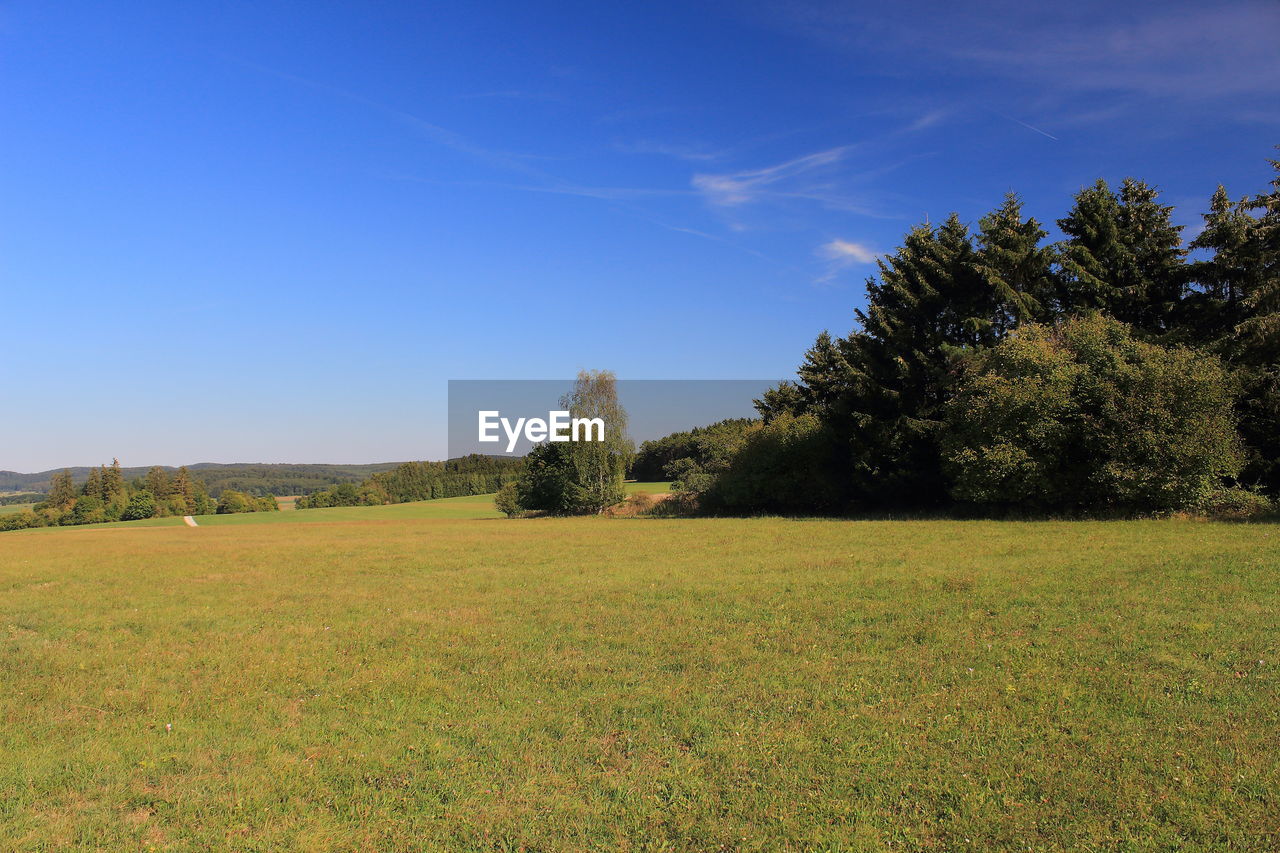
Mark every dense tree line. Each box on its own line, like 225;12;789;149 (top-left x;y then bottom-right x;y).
0;462;402;498
657;154;1280;518
0;459;277;531
297;455;525;509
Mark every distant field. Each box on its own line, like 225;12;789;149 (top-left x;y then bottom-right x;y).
0;503;36;515
2;509;1276;849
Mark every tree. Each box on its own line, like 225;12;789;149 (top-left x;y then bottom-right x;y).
783;214;997;507
102;459;125;505
121;490;157;521
48;469;76;510
82;467;103;500
1057;178;1187;335
146;466;172;500
561;369;632;514
514;441;578;514
1186;186;1262;349
971;192;1055;331
494;481;521;517
942;314;1243;514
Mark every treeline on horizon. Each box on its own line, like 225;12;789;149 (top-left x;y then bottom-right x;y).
0;460;279;531
0;462;402;498
631;154;1280;518
296;455;524;509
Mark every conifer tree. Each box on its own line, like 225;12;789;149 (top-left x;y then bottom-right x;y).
82;466;103;500
972;193;1055;331
1187;186;1262;349
102;458;125;504
1057;178;1187;335
146;466;172;499
48;469;76;509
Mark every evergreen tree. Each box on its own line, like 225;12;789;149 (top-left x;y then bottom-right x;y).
971;192;1055;331
146;466;172;499
810;215;995;505
102;459;125;504
1187;186;1263;349
48;469;76;509
82;467;103;500
1057;178;1187;334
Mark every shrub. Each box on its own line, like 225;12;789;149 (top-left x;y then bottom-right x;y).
494;481;521;518
707;414;845;514
943;314;1243;514
1198;488;1274;519
121;491;157;521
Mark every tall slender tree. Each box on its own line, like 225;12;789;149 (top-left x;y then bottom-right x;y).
972;193;1056;331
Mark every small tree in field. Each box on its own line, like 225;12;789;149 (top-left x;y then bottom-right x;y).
494;481;521;517
562;370;632;514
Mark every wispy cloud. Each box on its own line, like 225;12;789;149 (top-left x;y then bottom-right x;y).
816;238;878;283
615;139;727;162
820;239;877;264
776;0;1280;100
692;146;852;207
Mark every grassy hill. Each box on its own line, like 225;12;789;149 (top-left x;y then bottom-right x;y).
1;508;1275;849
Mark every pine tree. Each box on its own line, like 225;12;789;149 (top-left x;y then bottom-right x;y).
1057;178;1187;335
102;458;125;505
1186;186;1263;350
48;469;77;509
146;466;172;499
793;215;998;506
82;467;103;500
971;193;1055;331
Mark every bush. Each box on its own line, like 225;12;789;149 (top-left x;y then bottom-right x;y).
494;481;521;518
121;491;157;521
943;314;1243;514
707;414;845;514
1198;488;1274;519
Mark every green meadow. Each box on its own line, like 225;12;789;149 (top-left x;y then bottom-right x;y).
1;505;1276;850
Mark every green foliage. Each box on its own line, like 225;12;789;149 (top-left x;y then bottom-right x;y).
630;418;755;489
216;490;276;515
47;469;76;510
942;315;1242;513
513;441;579;514
562;370;632;514
706;414;844;514
297;455;521;509
121;490;157;521
509;371;632;516
1057;178;1187;335
493;481;521;518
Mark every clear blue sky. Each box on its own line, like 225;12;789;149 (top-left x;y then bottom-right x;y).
3;0;1277;471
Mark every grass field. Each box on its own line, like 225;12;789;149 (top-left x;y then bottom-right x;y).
0;503;36;515
2;508;1277;850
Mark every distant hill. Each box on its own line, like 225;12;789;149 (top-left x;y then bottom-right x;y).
0;462;406;498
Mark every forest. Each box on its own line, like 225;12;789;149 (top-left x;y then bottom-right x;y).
0;462;403;498
628;155;1280;518
0;460;278;531
296;455;525;509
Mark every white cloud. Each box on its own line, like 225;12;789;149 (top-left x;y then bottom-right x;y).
816;239;878;283
692;146;851;207
820;239;877;264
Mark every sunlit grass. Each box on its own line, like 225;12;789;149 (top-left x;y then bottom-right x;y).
2;514;1276;850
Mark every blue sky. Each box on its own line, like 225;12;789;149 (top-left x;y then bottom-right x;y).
2;0;1278;470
